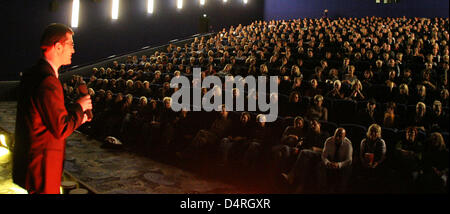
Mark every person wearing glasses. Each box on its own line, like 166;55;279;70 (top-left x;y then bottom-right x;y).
12;23;92;194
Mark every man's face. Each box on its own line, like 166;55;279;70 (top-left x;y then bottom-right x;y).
389;59;396;67
295;119;304;128
406;130;416;142
443;63;449;70
310;121;321;133
368;102;376;111
335;129;346;144
240;115;249;124
59;33;75;66
433;103;442;114
389;71;396;79
293;94;300;102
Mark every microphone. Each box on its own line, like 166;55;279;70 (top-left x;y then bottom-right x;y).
78;83;93;120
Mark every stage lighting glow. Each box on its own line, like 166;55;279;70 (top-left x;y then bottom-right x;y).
0;147;8;157
71;0;79;28
0;134;7;148
177;0;183;9
112;0;119;20
148;0;154;14
200;0;205;6
243;0;248;5
7;186;28;194
223;0;227;3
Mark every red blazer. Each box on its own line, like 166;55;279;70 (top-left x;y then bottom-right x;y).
12;59;84;194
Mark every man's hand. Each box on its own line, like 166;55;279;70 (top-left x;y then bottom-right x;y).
332;162;339;169
327;162;339;169
371;162;379;168
77;95;92;112
81;113;92;124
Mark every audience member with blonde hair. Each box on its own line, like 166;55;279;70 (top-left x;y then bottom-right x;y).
360;124;386;169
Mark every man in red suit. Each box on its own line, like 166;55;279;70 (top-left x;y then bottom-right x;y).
12;23;92;194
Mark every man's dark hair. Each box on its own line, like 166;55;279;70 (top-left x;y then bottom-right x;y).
40;23;74;52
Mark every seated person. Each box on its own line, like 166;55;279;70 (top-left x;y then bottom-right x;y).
356;98;380;127
428;100;448;132
282;120;330;193
419;132;449;193
342;65;358;86
395;127;423;188
157;97;178;151
440;89;449;108
302;120;330;152
122;96;148;147
280;116;307;148
345;80;366;101
139;99;161;148
180;104;233;161
306;95;328;121
383;102;399;128
270;116;307;173
359;124;387;192
361;70;374;89
242;114;273;170
217;112;253;166
411;85;432;106
304;79;322;98
173;109;197;153
103;93;125;138
320;128;353;193
285;91;303;117
326;80;345;100
407;102;430;132
394;84;410;105
360;124;387;169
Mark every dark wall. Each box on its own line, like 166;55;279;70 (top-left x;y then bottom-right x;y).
1;0;264;81
265;0;449;21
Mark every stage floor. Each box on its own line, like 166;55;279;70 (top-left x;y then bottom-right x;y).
0;102;241;194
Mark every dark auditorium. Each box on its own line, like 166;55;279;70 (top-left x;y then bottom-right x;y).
0;0;448;198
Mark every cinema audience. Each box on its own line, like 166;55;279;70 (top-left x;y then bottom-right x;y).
61;16;449;194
